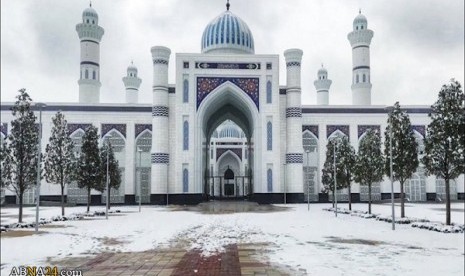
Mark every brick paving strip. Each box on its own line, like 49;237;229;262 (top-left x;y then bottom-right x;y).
52;243;303;275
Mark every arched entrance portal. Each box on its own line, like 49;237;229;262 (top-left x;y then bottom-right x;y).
196;82;260;200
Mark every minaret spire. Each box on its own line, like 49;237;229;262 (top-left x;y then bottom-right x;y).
226;0;230;11
90;1;92;7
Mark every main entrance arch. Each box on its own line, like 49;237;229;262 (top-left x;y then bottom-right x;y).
196;82;261;199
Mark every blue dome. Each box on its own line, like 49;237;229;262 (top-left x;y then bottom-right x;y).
201;11;254;54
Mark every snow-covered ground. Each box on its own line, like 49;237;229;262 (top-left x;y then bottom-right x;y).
1;202;464;275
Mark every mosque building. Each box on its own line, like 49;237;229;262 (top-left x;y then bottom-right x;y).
1;2;463;205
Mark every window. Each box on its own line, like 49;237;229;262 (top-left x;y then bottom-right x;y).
361;26;364;30
356;74;359;83
183;121;189;150
183;168;188;193
363;74;366;83
85;69;89;79
267;121;272;151
183;79;189;103
92;71;96;80
210;149;213;159
356;26;358;30
183;62;189;69
266;81;272;104
303;132;318;153
266;63;272;70
267;169;272;192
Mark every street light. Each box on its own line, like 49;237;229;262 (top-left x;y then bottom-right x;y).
35;102;46;233
137;147;143;212
105;138;110;220
306;149;311;211
386;105;396;230
333;139;338;217
283;163;287;204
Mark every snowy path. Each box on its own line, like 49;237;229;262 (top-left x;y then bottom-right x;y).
1;202;464;275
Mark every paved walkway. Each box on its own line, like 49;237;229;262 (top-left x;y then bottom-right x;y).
54;243;300;276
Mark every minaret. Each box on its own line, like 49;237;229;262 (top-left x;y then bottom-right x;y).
284;49;304;200
313;64;332;105
347;10;373;105
76;3;104;103
122;62;142;104
150;46;171;199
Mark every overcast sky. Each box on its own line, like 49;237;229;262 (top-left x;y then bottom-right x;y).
1;0;463;106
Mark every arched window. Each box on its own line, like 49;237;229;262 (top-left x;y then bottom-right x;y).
267;121;272;151
361;25;364;30
267;169;272;192
183;79;189;103
266;81;272;104
183;121;189;150
183;168;188;193
85;69;89;79
92;70;96;80
303;132;318;153
356;74;359;83
356;26;358;30
363;74;366;83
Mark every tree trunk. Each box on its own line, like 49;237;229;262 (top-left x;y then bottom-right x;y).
348;182;352;211
87;187;91;213
332;190;335;208
61;184;65;216
400;181;405;218
445;177;451;225
18;192;23;223
368;183;372;214
107;187;111;210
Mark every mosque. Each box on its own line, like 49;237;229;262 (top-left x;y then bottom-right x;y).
1;2;463;205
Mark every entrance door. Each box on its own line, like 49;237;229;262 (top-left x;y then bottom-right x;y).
224;168;235;196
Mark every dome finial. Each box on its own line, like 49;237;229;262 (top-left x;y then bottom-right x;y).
226;0;230;11
90;1;92;7
321;63;324;68
359;8;361;14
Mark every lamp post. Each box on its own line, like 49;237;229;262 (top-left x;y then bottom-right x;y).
306;149;310;211
333;140;338;217
386;105;396;230
105;138;110;220
283;163;286;204
137;147;142;212
35;102;46;233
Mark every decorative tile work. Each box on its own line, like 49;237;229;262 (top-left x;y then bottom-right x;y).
326;125;350;139
196;77;259;110
286;153;303;164
357;125;380;138
411;125;426;137
286;107;302;118
216;148;242;161
195;62;260;70
302;125;319;138
153;59;168;65
67;123;92;135
0;123;7;137
286;62;301;67
151;153;169;164
101;124;126;138
152;106;169;117
135;124;152;138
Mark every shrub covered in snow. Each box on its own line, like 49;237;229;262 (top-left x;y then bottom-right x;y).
322;206;464;233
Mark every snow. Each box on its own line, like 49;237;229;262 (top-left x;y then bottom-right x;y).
1;202;464;275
